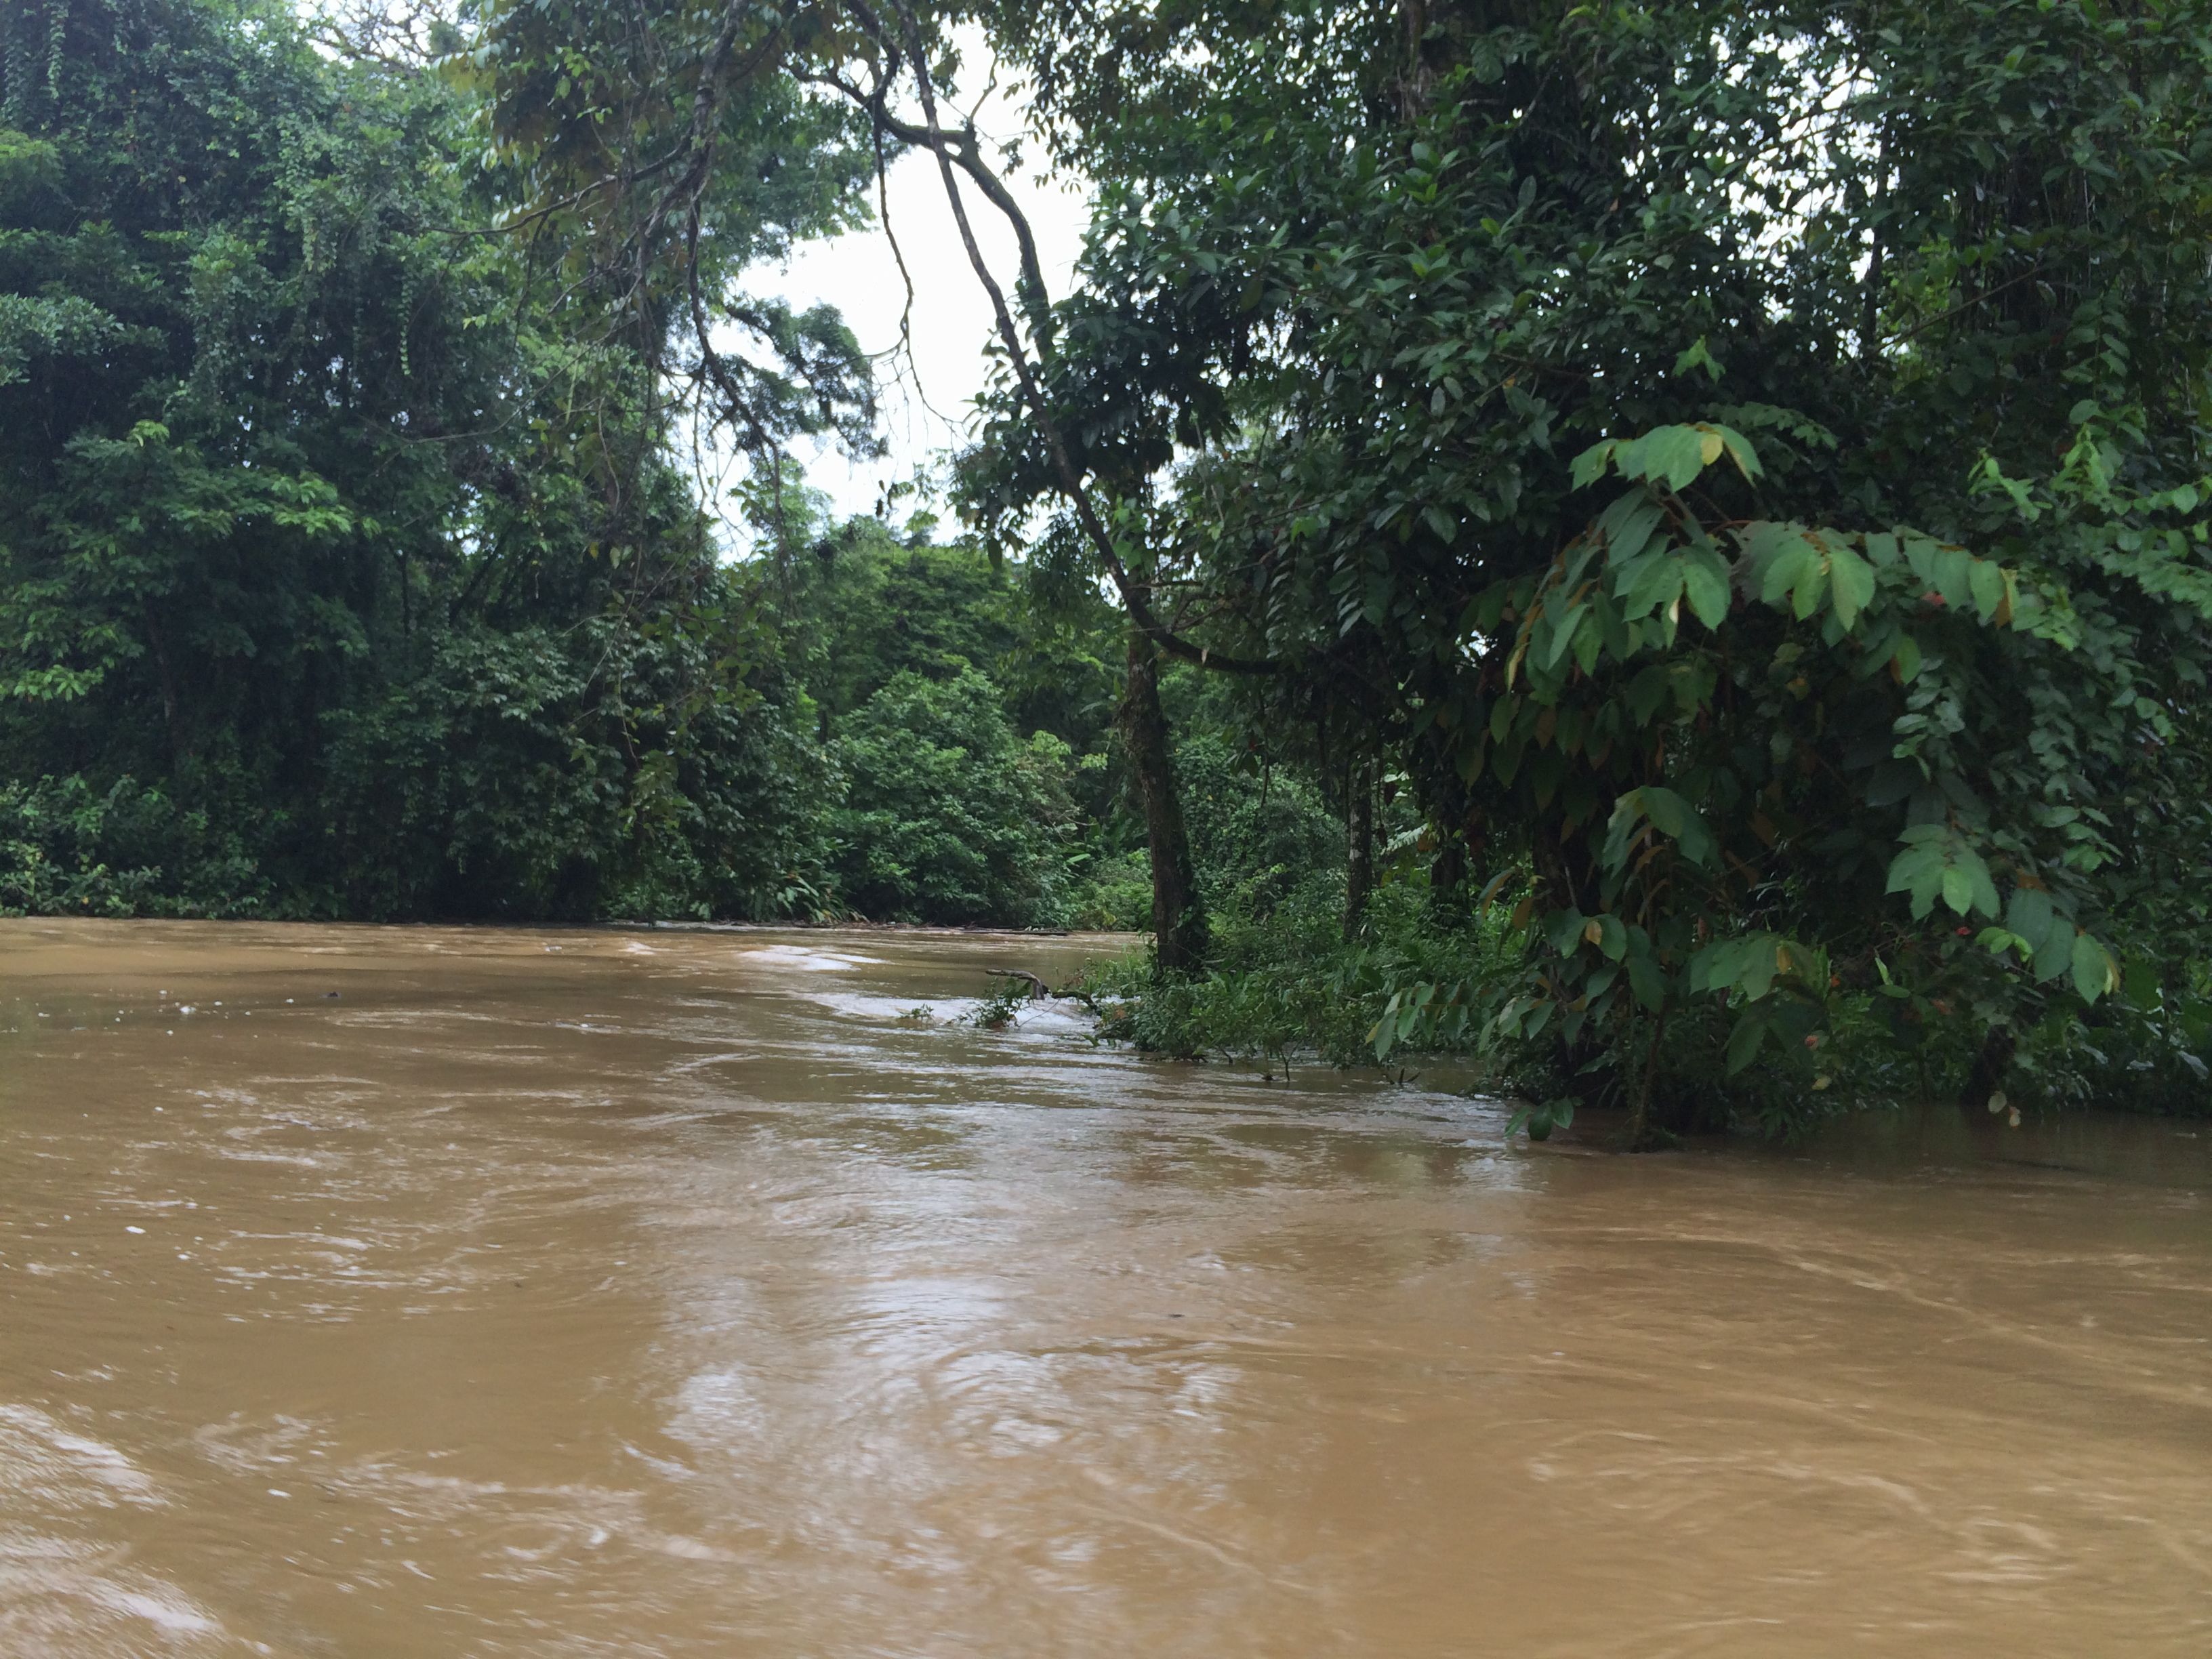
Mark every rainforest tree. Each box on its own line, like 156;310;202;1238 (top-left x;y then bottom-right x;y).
0;0;876;917
964;0;2212;1130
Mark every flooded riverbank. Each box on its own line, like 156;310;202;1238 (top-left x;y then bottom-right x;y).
2;920;2207;1655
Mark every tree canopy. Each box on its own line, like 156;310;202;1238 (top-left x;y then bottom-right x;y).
963;0;2212;1132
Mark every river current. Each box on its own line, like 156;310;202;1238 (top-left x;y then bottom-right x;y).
1;920;2207;1655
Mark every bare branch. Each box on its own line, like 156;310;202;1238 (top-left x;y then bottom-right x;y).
848;0;1279;675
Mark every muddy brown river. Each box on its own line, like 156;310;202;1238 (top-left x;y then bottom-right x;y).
1;920;2208;1655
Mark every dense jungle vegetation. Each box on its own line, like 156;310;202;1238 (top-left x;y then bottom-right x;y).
5;0;2211;1138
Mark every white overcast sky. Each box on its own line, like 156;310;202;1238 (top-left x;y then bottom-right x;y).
745;100;1092;535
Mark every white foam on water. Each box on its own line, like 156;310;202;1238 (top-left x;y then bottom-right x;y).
101;1587;219;1634
737;944;882;972
0;1405;162;1505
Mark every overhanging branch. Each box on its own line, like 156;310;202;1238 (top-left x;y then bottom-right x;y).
843;0;1280;676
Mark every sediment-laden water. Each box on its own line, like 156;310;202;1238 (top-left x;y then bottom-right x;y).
1;920;2207;1655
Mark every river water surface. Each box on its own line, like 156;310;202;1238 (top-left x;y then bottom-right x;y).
1;920;2208;1656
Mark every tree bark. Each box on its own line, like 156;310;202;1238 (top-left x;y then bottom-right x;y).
1626;1000;1671;1151
1344;754;1376;941
1960;1023;2015;1113
143;609;186;766
1118;629;1207;977
1427;838;1465;922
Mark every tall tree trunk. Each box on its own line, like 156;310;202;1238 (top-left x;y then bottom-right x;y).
143;609;186;766
1344;754;1376;941
1427;838;1465;918
1118;629;1207;976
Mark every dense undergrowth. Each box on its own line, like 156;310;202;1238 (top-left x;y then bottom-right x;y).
1071;861;2212;1139
1077;880;1508;1073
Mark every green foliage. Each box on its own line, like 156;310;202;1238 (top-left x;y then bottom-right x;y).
0;0;865;922
1080;875;1515;1073
1063;848;1151;931
965;974;1035;1031
1173;729;1341;918
0;775;266;917
316;610;838;920
761;504;1124;755
830;667;1079;925
7;0;2210;1142
458;0;881;448
964;0;2212;1130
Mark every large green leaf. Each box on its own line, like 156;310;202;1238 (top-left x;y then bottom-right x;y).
1827;543;1876;630
1597;493;1666;567
1969;558;2005;622
2070;933;2117;1004
1617;552;1685;620
1617;426;1711;493
1681;545;1732;629
1933;546;1973;610
2034;924;2076;985
1884;842;1946;920
1543;907;1588;958
2005;886;2056;946
1724;1011;1766;1076
1633;785;1717;868
1757;533;1815;605
1626;951;1666;1012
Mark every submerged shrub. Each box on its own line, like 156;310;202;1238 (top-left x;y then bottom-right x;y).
1079;874;1517;1071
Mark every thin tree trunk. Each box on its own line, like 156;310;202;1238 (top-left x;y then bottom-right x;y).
143;610;186;766
1427;838;1465;922
1344;753;1376;941
1959;1023;2015;1113
1628;1000;1671;1151
1118;629;1207;977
